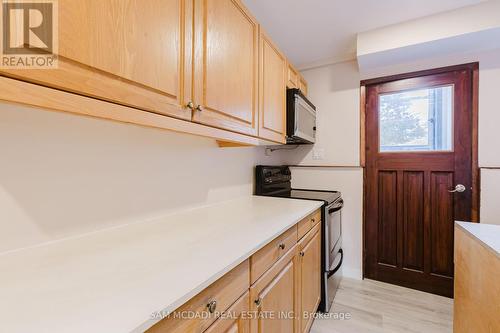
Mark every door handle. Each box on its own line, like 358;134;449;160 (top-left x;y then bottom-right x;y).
448;184;466;193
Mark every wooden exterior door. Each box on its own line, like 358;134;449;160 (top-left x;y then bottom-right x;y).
363;64;478;297
0;0;192;120
192;0;259;136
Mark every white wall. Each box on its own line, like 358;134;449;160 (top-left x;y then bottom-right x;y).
276;45;500;279
0;104;282;254
276;60;364;279
357;0;500;70
360;48;500;225
284;61;360;166
291;167;363;279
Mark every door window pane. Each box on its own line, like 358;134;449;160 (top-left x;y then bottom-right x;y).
379;86;453;152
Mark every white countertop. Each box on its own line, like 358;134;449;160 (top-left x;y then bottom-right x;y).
456;221;500;257
0;196;322;333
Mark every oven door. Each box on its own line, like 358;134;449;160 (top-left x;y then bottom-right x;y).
327;199;343;270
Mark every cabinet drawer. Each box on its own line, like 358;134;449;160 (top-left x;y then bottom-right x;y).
147;260;250;333
298;209;321;240
250;225;297;284
204;291;250;333
249;243;298;333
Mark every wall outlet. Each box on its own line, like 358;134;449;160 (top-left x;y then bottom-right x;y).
312;148;325;160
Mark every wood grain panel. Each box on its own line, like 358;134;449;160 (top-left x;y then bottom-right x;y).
287;63;298;88
204;291;250;333
454;226;500;333
1;0;191;119
403;171;424;271
250;245;298;333
430;172;454;277
364;65;476;297
298;76;308;96
377;171;398;267
250;225;297;284
258;30;286;143
147;260;249;333
298;225;321;333
193;0;258;136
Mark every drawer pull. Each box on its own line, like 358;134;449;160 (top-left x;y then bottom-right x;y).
207;300;217;314
254;297;262;308
278;243;286;250
299;251;305;257
311;218;315;223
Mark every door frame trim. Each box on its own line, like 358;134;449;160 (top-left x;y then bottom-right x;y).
360;63;480;279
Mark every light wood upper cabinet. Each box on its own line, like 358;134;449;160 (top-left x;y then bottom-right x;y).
192;0;259;136
287;63;308;96
0;0;192;120
299;77;308;96
298;225;321;333
287;64;299;89
258;30;287;143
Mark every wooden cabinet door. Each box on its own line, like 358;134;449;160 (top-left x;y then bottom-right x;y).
298;226;321;333
287;64;298;89
298;77;308;96
205;292;250;333
258;31;286;143
250;246;298;333
0;0;192;120
192;0;259;136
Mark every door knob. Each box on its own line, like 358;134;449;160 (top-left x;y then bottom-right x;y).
206;300;217;314
254;297;262;308
448;184;466;193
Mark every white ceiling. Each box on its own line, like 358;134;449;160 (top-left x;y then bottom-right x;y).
243;0;485;69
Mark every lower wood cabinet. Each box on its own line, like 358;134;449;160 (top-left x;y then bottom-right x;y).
249;245;298;333
454;225;500;333
148;209;322;333
205;292;250;333
298;224;321;333
146;260;250;333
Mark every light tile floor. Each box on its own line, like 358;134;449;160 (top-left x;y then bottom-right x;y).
310;278;453;333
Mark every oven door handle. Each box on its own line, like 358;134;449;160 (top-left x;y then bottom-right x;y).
327;249;343;278
328;200;344;214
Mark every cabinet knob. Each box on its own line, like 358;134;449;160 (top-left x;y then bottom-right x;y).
186;101;195;110
254;298;262;308
206;300;217;314
299;251;305;257
195;105;203;112
278;243;286;250
311;218;315;223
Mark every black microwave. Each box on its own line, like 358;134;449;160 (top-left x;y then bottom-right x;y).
286;88;316;144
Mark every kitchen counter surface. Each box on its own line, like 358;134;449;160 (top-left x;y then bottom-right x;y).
0;196;322;333
456;221;500;257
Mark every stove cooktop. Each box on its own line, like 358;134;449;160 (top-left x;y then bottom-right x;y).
269;189;340;205
289;190;340;205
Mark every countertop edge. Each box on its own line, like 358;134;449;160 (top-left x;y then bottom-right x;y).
133;200;323;333
455;221;500;258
